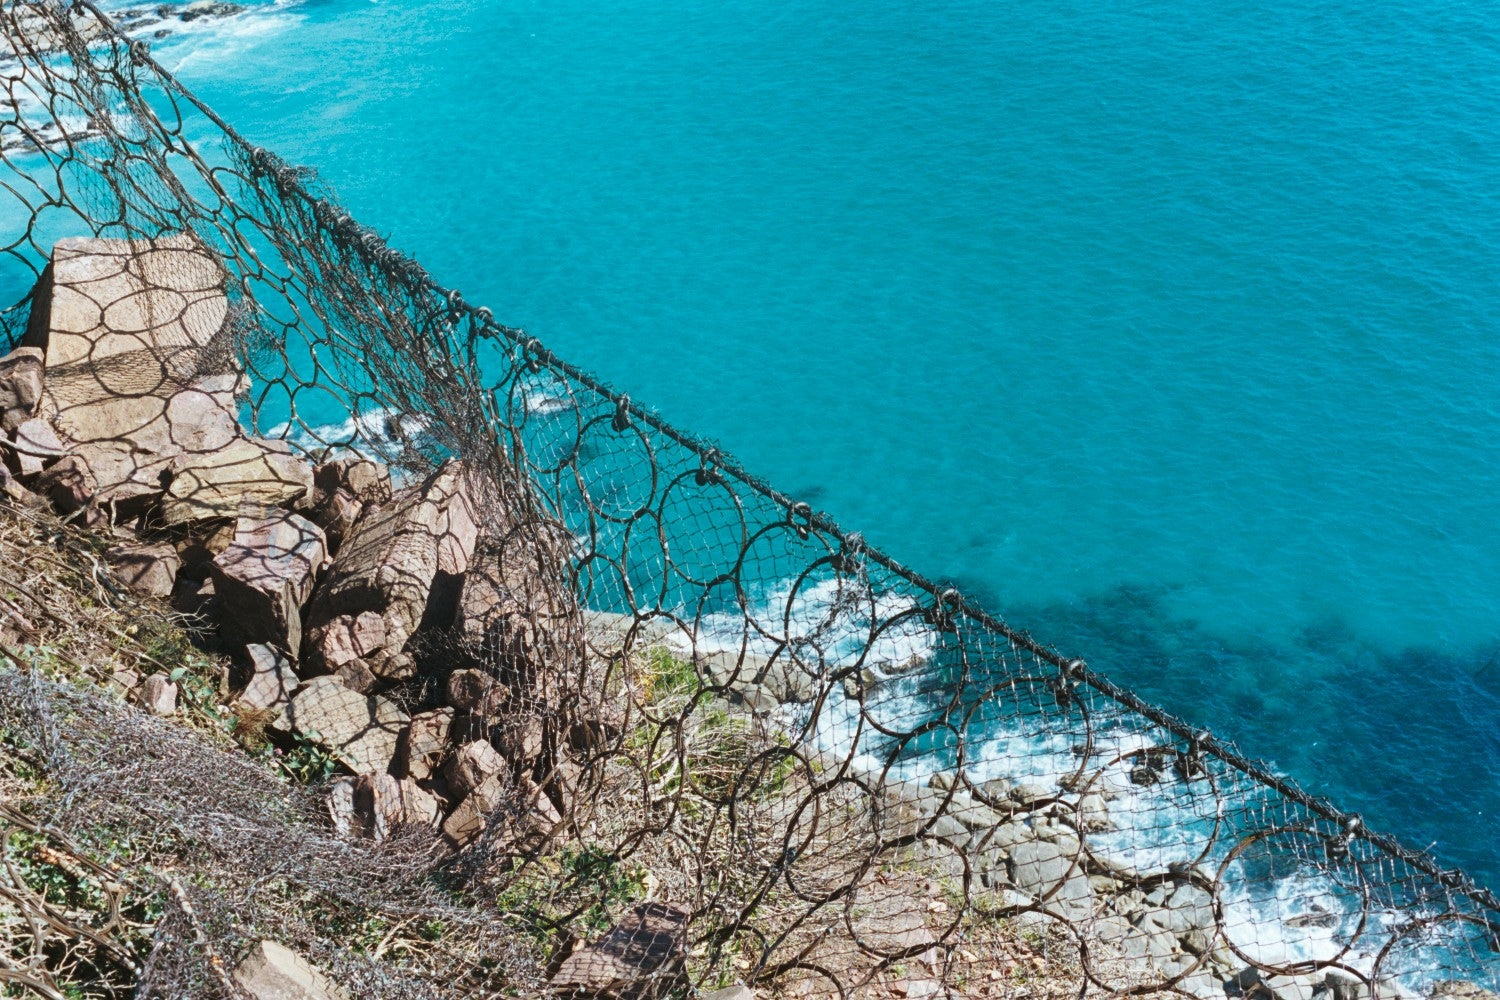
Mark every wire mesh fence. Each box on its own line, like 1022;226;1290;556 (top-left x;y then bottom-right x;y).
1;3;1498;998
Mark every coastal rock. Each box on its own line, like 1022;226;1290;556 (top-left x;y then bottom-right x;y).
0;346;43;432
232;940;349;1000
139;674;178;716
30;453;94;514
209;509;326;653
234;644;299;713
446;667;508;714
447;739;506;796
24;235;227;377
307;611;387;670
349;772;440;840
1007;840;1093;920
1431;983;1500;1000
454;522;575;693
105;541;181;598
284;675;408;775
306;460;478;668
548;902;689;998
161;438;313;527
397;708;454;782
701;987;755;1000
311;457;392;506
302;458;391;552
334;660;378;694
24;236;245;504
10;417;65;476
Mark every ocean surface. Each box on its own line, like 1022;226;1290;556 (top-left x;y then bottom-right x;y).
103;0;1500;882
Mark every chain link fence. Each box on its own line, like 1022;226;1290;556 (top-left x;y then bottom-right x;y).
2;4;1497;998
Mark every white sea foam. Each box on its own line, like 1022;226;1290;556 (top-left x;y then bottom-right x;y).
267;404;431;470
680;575;1486;995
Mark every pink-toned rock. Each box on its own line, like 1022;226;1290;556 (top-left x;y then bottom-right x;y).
24;237;244;505
455;524;576;693
0;347;43;433
305;460;479;668
105;541;181;598
235;644;299;713
284;676;407;775
447;739;506;796
308;611;387;670
233;940;349;1000
548;902;689;998
397;707;454;782
352;773;440;840
139;674;178;716
24;235;227;369
307;486;362;552
161;438;313;527
446;667;508;714
209;510;326;653
326;777;358;837
109;666;141;695
312;458;391;506
494;714;546;770
31;453;94;513
441;790;489;851
171;575;215;616
10;417;65;476
334;659;377;694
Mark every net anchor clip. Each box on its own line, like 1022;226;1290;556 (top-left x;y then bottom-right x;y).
924;587;963;630
695;448;722;486
611;395;633;432
1327;814;1363;862
1049;658;1085;708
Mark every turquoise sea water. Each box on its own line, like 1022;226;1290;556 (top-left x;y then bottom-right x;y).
133;1;1500;879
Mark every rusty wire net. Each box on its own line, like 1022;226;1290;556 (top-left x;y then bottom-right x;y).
1;4;1498;999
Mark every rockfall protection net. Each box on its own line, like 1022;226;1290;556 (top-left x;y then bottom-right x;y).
1;4;1498;999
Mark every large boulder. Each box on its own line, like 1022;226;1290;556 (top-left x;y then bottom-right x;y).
160;438;313;527
24;236;243;506
301;458;392;553
30;453;95;515
455;521;575;689
327;773;440;841
208;509;327;653
283;676;408;776
396;707;454;782
305;460;478;671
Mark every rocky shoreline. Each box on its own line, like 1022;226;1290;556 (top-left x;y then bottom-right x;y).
2;2;253;155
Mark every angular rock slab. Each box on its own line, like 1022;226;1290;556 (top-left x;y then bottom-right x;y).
161;437;313;526
0;346;43;432
105;541;182;598
9;416;64;476
25;234;227;379
24;236;241;502
233;940;350;1000
235;643;300;713
209;509;326;652
284;676;407;776
549;902;689;998
307;460;478;664
397;707;454;782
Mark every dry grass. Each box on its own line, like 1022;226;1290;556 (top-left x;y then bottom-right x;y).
0;502;1142;999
